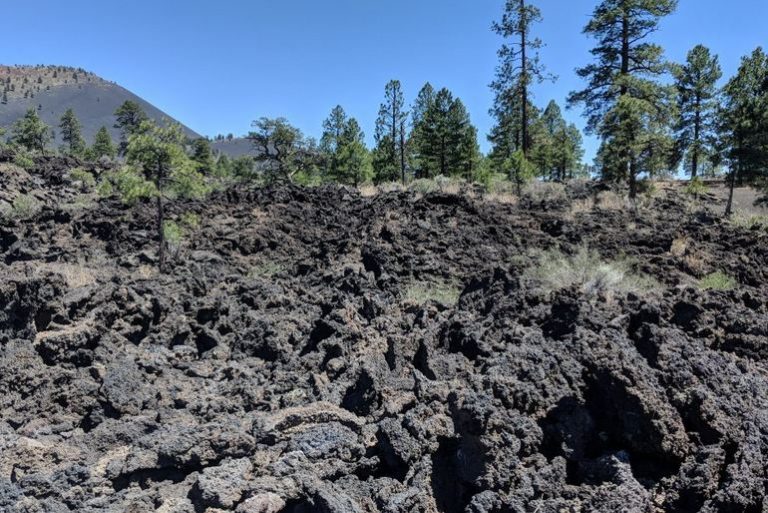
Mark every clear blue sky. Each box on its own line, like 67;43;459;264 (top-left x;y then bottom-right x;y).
2;0;766;162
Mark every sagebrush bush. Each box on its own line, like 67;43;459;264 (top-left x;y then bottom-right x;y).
698;271;737;291
525;246;659;297
7;194;42;220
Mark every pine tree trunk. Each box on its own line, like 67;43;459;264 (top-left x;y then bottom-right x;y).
692;94;701;178
520;0;528;158
725;140;740;217
400;120;406;184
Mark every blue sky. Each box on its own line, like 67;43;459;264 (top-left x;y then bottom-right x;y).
2;0;766;162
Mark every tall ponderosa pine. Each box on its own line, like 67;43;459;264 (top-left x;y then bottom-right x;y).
721;47;768;215
409;83;437;177
126;121;206;271
114;100;149;155
568;0;677;197
411;87;479;179
373;80;408;184
674;45;722;178
490;0;549;165
320;106;371;185
59;108;86;156
91;126;116;159
12;108;51;153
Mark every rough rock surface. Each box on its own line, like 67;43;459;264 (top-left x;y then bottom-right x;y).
1;160;767;512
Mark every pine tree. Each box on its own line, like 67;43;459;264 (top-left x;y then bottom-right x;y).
125;121;207;271
490;0;550;166
568;0;677;197
409;83;437;176
114;100;149;155
720;47;768;215
412;88;479;179
320;105;348;179
59;108;86;156
90;126;116;159
674;45;722;178
191;138;215;174
321;109;371;186
373;80;408;183
11;108;51;153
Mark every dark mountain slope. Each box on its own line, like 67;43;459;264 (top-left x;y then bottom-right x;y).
0;65;200;146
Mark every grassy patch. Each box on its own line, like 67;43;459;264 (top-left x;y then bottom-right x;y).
249;261;285;279
402;280;461;306
698;271;737;291
730;213;768;231
684;177;708;197
525;246;659;297
3;194;42;220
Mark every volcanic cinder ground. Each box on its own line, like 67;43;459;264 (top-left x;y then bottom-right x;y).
1;158;767;513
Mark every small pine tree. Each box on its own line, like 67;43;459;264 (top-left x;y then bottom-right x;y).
114;100;149;155
91;126;117;159
59;108;86;156
125;121;208;271
11;108;51;153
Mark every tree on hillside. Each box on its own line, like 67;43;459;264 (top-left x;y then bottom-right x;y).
568;0;677;198
373;80;408;184
674;45;722;178
125;121;207;271
720;47;768;216
114;100;149;155
248;117;317;183
411;88;480;179
91;126;116;159
320;106;372;185
191;138;215;174
12;108;51;153
59;108;86;156
490;0;550;168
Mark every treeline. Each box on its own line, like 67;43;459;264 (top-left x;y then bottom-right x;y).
493;0;768;209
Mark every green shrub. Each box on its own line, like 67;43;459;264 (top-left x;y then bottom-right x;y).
524;246;659;297
100;167;156;204
13;152;35;170
7;194;42;220
410;178;440;194
162;221;184;246
402;280;461;306
180;212;201;230
698;271;737;291
684;177;708;197
69;167;96;188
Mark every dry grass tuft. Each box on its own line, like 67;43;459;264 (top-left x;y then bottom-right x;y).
669;236;689;257
595;191;629;211
402;280;462;306
32;262;99;288
524;246;659;298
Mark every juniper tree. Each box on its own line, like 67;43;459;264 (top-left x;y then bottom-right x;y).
720;47;768;216
568;0;677;198
12;108;51;153
674;45;722;178
490;0;550;167
59;108;86;156
125;121;207;271
114;100;148;155
373;80;408;184
91;126;116;159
